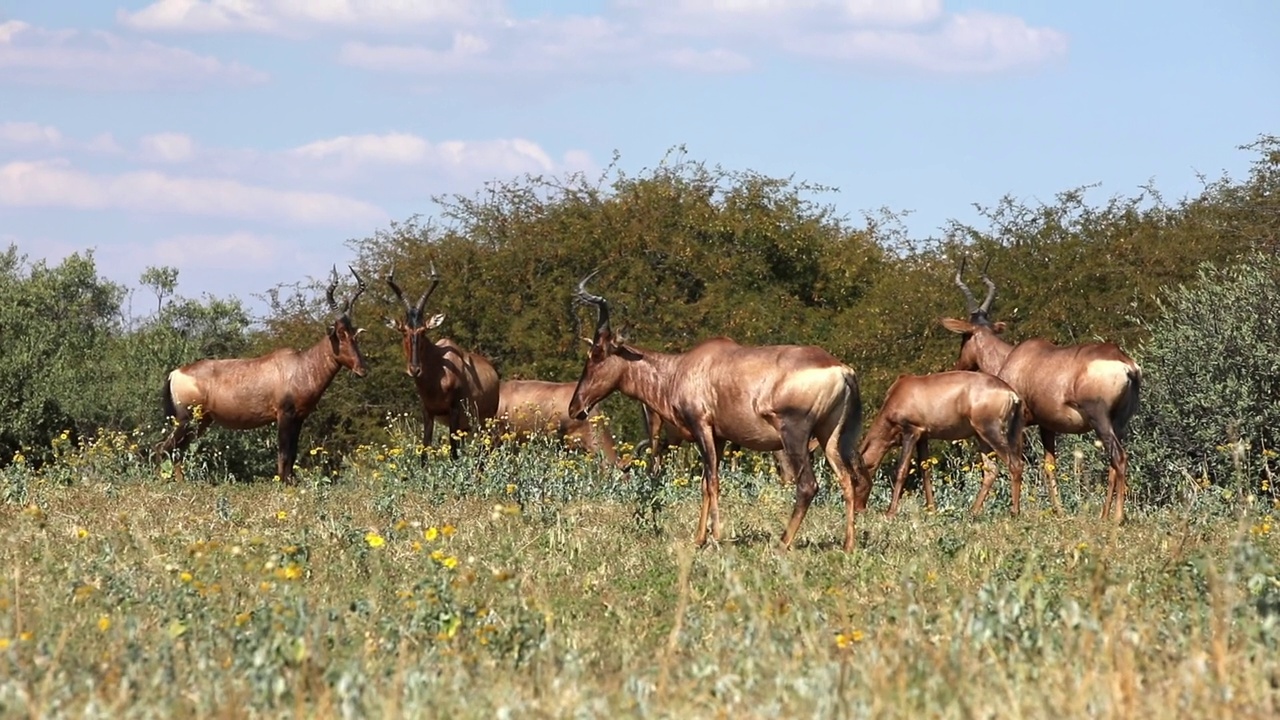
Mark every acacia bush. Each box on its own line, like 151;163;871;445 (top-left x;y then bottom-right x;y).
1129;253;1280;502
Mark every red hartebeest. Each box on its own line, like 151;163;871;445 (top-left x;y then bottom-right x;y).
567;274;870;551
860;371;1025;516
154;266;369;484
640;404;808;484
385;264;500;458
495;379;622;468
941;259;1142;522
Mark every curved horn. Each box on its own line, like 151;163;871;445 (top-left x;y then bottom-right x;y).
385;263;413;314
344;265;367;315
978;258;996;313
325;265;341;313
575;269;610;337
953;256;979;314
414;260;440;316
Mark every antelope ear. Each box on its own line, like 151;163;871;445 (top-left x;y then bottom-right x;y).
355;327;366;336
581;336;593;346
940;317;973;335
991;321;1008;334
425;313;446;329
384;317;400;330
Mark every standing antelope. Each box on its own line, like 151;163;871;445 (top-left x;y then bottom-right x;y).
385;264;500;458
154;266;369;485
941;259;1142;522
496;379;622;468
860;371;1025;516
568;274;870;551
641;405;805;484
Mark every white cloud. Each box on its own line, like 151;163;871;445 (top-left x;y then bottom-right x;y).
148;231;281;269
286;132;561;177
0;159;386;226
788;12;1069;73
290;133;430;165
119;0;503;34
329;1;1063;78
138;132;198;163
635;0;945;35
0;122;63;148
0;19;267;90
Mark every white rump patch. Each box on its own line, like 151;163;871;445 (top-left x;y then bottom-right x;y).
1083;360;1134;397
168;369;202;408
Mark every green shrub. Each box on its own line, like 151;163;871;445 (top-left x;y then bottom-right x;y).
1129;252;1280;503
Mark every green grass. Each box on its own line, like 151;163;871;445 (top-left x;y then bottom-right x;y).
1;429;1278;718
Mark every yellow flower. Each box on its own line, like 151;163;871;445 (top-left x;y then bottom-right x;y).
179;571;194;583
75;526;88;539
282;564;303;580
19;631;33;642
505;483;517;495
430;549;446;562
365;532;386;548
234;612;252;627
411;541;423;553
97;616;111;632
835;630;864;649
442;556;458;569
0;639;9;650
275;511;287;520
441;524;456;537
424;527;439;542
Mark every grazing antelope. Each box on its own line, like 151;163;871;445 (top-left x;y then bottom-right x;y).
385;264;500;458
495;379;622;468
941;259;1142;522
860;371;1025;516
568;273;870;551
154;266;369;484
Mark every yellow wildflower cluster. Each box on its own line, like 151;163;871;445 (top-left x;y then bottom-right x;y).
834;629;865;649
1249;516;1273;538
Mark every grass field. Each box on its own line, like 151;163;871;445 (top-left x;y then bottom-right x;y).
2;427;1278;718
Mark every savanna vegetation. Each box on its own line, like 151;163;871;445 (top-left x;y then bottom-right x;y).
2;135;1280;717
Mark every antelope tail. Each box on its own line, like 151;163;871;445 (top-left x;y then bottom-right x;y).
1004;392;1025;452
160;372;178;420
836;368;865;467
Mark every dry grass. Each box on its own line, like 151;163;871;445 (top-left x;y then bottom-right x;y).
1;437;1278;718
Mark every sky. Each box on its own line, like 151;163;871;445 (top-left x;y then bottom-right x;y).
2;1;1276;318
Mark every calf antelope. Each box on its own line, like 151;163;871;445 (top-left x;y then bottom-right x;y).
860;371;1025;516
568;273;870;551
385;264;500;458
941;258;1142;522
496;379;621;468
154;266;369;484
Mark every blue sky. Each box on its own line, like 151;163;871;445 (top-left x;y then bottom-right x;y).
2;1;1276;318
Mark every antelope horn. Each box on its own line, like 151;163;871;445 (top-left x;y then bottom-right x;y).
415;260;440;316
978;257;996;313
344;265;367;315
385;263;413;315
953;256;980;314
575;269;611;337
325;265;341;313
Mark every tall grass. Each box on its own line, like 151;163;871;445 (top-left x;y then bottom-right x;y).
1;420;1277;718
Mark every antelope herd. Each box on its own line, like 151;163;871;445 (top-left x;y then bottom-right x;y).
154;256;1142;550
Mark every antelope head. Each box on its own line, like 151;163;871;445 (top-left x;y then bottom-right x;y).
940;256;1007;371
325;265;370;378
568;270;635;420
385;261;444;378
